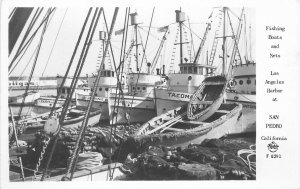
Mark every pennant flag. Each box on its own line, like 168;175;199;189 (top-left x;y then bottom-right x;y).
115;29;124;35
157;26;169;32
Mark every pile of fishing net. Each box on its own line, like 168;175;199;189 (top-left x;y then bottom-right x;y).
121;138;256;180
27;124;141;168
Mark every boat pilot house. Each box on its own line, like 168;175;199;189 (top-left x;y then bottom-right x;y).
179;63;216;76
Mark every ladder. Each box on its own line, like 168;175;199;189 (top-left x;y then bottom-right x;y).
96;41;112;70
183;26;192;63
208;9;223;66
168;27;179;74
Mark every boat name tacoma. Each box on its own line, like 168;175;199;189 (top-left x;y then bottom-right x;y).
167;92;193;99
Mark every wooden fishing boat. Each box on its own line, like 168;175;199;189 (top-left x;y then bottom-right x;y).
131;103;242;148
17;107;102;142
187;75;227;121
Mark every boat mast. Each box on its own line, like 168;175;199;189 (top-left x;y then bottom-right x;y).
249;25;252;61
130;12;139;71
175;8;185;65
222;7;227;76
99;31;106;70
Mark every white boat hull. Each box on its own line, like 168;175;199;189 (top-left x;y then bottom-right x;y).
154;87;192;115
76;94;109;122
226;92;256;133
109;94;156;125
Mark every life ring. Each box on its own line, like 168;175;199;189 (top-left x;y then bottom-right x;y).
229;79;237;88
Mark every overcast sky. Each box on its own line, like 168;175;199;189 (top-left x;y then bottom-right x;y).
8;6;255;77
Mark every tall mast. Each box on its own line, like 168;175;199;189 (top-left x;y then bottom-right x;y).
175;8;185;65
99;31;106;70
130;12;139;71
222;7;227;75
249;25;252;61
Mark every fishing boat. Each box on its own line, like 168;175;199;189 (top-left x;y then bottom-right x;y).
9;91;40;106
187;75;227;121
108;11;165;125
131;102;242;148
226;61;256;133
33;76;90;115
75;30;126;122
225;10;256;133
154;9;217;116
76;69;118;122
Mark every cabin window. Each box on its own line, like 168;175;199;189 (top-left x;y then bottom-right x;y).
137;87;140;90
107;71;111;77
132;87;135;90
247;79;251;84
62;88;65;93
105;88;108;91
99;88;102;91
194;67;197;74
199;67;203;75
183;67;187;73
239;80;243;85
255;80;256;85
112;72;114;77
67;88;71;94
142;87;146;90
180;67;184;73
188;67;192;74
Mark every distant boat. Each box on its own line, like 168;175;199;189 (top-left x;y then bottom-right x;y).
132;103;242;148
33;77;90;115
8;91;40;106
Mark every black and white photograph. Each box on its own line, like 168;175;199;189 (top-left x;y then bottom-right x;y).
1;0;300;188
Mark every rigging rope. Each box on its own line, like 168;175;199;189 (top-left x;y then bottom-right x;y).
66;8;118;181
10;8;44;69
9;8;56;71
127;8;155;121
17;8;51;118
40;8;94;181
41;9;68;77
109;8;132;180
